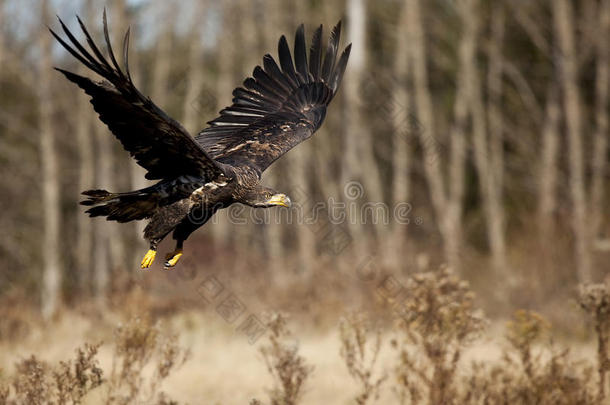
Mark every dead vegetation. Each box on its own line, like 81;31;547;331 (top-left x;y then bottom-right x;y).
105;316;189;405
0;344;102;405
253;313;313;405
386;270;608;405
389;268;485;404
0;317;188;405
579;282;610;403
339;313;386;405
1;271;609;404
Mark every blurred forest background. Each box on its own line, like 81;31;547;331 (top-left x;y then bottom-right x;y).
0;0;609;402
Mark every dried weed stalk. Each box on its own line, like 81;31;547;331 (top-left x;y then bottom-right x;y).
390;268;485;404
257;313;313;405
579;282;610;402
339;312;386;404
106;316;189;405
1;343;102;405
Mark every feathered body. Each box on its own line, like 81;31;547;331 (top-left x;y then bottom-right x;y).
51;11;351;268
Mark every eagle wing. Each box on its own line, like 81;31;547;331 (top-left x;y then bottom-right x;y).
196;22;351;174
51;12;226;181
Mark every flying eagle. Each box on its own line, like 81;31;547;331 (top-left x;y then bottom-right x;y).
51;11;351;269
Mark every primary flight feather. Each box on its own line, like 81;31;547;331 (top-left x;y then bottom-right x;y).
51;10;351;269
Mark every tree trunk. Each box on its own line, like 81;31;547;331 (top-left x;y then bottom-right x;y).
467;0;508;276
74;0;97;292
407;0;466;273
343;0;384;258
75;67;94;291
39;0;61;319
537;84;561;242
92;120;111;304
388;2;412;270
287;0;316;275
182;1;208;134
212;1;239;253
261;0;286;273
590;0;610;253
553;0;592;282
114;2;149;269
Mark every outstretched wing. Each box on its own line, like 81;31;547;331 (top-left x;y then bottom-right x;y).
50;11;226;181
196;22;351;174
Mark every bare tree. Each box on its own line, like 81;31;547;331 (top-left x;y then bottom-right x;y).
261;0;287;272
74;1;96;290
109;0;149;271
0;0;4;69
212;1;239;252
553;0;592;282
388;2;413;269
39;0;61;319
343;0;384;255
182;1;208;135
280;0;317;275
537;84;561;242
92;124;111;303
406;0;467;273
590;0;610;252
88;5;130;303
467;0;508;275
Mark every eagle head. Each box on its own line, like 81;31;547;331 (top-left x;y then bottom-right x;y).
242;186;292;208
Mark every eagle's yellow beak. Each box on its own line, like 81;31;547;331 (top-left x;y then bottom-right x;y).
266;193;292;208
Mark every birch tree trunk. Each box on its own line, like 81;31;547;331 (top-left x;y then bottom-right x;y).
212;1;238;252
466;0;508;276
0;0;4;69
407;0;466;273
388;2;412;269
39;0;61;319
150;3;174;108
118;3;149;269
343;0;384;256
182;1;208;135
75;67;94;291
590;0;610;252
233;0;260;269
75;0;98;291
537;84;561;242
286;0;316;274
93;124;111;304
91;5;127;302
553;0;592;282
261;0;286;272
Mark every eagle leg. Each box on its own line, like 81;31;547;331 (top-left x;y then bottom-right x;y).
140;249;157;269
141;239;162;269
164;240;184;269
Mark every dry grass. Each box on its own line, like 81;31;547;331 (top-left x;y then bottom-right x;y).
253;313;313;405
579;282;610;403
0;268;609;404
105;316;189;405
0;343;102;405
339;313;386;405
0;317;188;405
386;269;607;405
389;268;485;404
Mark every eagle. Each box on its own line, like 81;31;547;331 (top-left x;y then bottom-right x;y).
51;11;351;269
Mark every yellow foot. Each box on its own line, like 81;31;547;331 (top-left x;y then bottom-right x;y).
140;249;157;269
164;249;183;269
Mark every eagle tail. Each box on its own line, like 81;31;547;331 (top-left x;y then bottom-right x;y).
80;189;157;223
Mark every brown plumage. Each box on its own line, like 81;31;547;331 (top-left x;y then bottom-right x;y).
51;10;351;269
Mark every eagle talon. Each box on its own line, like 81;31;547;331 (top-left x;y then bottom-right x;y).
140;249;156;269
164;249;183;269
